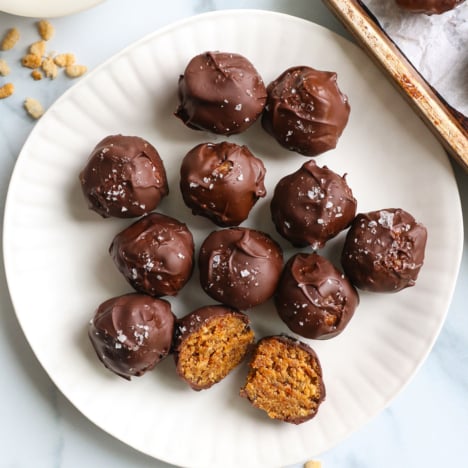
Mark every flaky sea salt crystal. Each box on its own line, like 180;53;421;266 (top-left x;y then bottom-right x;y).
378;210;394;229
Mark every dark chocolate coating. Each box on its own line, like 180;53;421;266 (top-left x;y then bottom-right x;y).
173;305;254;390
109;213;194;297
240;334;326;424
395;0;464;14
198;227;283;309
79;135;168;218
262;66;350;156
341;208;428;292
275;253;359;339
180;141;266;226
175;51;267;135
270;159;357;249
88;293;175;380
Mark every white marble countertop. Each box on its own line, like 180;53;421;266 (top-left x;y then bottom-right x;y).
0;1;467;467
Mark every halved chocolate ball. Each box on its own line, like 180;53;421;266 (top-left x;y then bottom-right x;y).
173;305;255;390
240;335;326;424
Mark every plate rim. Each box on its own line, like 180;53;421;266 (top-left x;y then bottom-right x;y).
0;0;105;18
2;8;464;468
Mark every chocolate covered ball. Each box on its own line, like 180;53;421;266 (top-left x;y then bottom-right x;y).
395;0;464;14
341;208;428;292
109;213;194;297
175;51;267;135
275;253;359;339
88;293;175;380
240;335;326;424
198;227;283;309
271;159;357;249
173;305;255;390
79;135;168;218
180;141;266;226
262;66;350;156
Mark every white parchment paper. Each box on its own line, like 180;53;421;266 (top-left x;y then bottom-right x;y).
364;0;468;115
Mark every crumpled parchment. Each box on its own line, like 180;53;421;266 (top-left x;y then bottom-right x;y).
363;0;468;116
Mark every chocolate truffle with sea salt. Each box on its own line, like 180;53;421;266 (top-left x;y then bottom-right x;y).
275;253;359;339
175;51;267;135
79;134;168;218
262;66;350;156
270;159;357;249
198;227;283;310
180;141;266;226
341;208;428;292
109;213;194;297
88;293;175;380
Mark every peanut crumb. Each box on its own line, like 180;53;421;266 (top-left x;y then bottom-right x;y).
1;27;20;51
37;20;54;41
22;53;42;69
24;97;44;119
304;462;322;468
29;40;47;57
41;56;58;79
65;64;87;78
0;58;11;76
54;53;76;68
31;70;43;81
0;83;15;99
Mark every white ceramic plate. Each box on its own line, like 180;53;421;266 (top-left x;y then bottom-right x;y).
0;0;104;17
3;10;463;468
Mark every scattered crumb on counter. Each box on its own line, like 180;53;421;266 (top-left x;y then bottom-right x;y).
41;56;58;79
65;64;87;78
0;59;11;76
0;27;20;51
54;53;76;68
21;53;42;69
304;461;322;468
29;40;47;57
37;20;54;41
24;97;44;119
31;70;43;81
0;83;15;99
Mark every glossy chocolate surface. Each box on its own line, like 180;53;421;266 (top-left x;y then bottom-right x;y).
275;253;359;339
341;208;428;292
180;141;266;226
271;159;357;249
262;66;350;156
79;134;168;218
110;213;194;297
88;293;175;380
198;227;283;309
175;51;267;135
395;0;464;14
